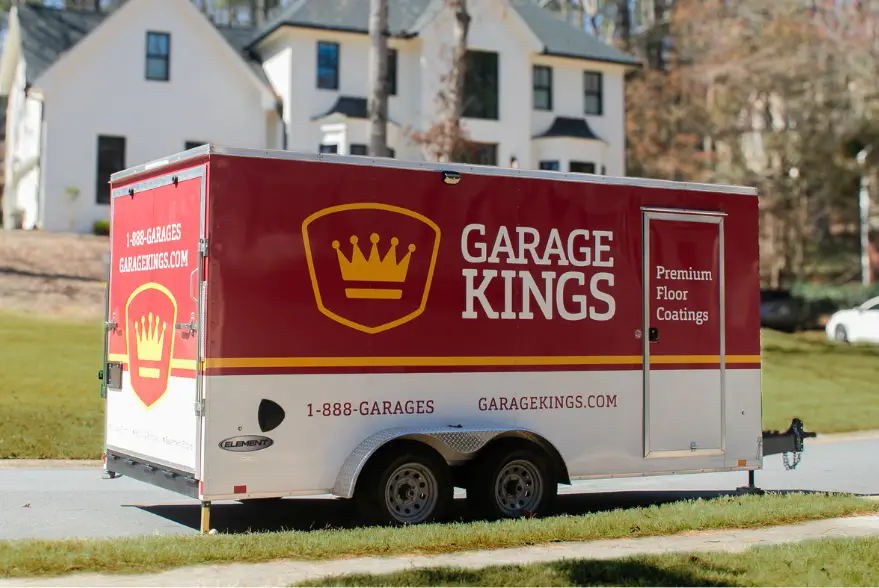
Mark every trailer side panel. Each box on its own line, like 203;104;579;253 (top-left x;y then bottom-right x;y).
197;155;761;499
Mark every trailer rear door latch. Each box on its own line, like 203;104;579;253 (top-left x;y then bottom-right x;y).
175;312;198;338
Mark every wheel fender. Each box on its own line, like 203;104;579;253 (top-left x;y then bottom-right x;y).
332;426;570;499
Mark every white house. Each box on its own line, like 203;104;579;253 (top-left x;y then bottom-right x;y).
0;0;639;233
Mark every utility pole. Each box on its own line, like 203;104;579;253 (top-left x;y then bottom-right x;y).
857;147;872;286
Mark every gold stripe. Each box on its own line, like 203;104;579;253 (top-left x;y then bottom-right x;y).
204;355;762;369
106;354;197;371
344;288;403;300
138;367;160;379
651;355;761;364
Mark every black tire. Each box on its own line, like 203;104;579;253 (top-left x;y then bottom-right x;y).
835;324;849;343
354;441;452;526
467;442;557;520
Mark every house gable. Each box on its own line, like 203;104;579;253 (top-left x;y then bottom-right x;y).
19;0;275;106
246;0;638;67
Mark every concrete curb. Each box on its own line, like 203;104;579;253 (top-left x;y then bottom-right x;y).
0;460;103;469
4;515;879;587
803;429;879;444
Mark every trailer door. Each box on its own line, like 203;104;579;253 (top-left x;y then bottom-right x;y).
641;208;726;459
104;166;207;477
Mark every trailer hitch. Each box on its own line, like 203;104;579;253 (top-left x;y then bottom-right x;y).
761;417;817;468
738;418;817;494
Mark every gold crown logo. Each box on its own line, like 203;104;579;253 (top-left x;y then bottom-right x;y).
134;312;166;379
332;233;415;300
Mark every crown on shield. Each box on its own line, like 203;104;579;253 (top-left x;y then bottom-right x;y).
332;233;415;299
134;312;166;363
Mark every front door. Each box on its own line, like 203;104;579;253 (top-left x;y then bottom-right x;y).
642;208;725;458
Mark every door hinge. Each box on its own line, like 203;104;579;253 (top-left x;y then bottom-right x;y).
198;238;209;256
104;320;117;332
194;399;205;416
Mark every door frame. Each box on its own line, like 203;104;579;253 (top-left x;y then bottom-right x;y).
641;207;727;459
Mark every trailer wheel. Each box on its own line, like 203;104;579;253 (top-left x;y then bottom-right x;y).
354;441;452;526
468;444;556;520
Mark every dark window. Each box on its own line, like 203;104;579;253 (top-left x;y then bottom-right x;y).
145;32;170;81
533;65;552;110
96;136;126;205
387;147;395;158
539;160;560;171
601;164;607;175
319;144;338;154
350;144;395;157
317;41;339;90
456;142;497;166
387;48;397;96
570;161;596;174
185;141;205;150
584;71;603;115
464;50;499;120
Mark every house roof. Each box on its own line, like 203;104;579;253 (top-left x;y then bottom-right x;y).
311;96;369;120
246;0;639;66
16;4;105;84
14;3;274;93
533;116;603;141
310;95;400;125
508;1;640;66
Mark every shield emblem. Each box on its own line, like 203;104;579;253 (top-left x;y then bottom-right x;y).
124;283;178;407
301;203;441;334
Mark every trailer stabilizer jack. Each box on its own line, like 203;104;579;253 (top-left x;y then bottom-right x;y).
737;418;817;494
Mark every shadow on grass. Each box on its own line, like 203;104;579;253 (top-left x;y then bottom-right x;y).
298;558;740;587
133;487;849;536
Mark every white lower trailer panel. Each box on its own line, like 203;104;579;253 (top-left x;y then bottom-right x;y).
199;369;762;500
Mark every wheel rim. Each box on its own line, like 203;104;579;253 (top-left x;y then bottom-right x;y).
384;462;438;524
494;459;544;516
836;325;847;341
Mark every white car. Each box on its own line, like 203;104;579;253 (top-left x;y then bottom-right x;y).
825;295;879;344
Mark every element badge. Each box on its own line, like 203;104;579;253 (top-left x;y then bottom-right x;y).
124;283;178;407
302;203;441;334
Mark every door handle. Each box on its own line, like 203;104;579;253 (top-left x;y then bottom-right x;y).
189;269;198;303
175;312;197;339
648;327;659;343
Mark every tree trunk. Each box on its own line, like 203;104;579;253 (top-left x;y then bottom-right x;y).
442;0;471;162
614;0;631;52
367;0;390;157
251;0;266;25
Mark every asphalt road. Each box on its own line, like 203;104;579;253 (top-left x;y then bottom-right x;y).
1;435;877;541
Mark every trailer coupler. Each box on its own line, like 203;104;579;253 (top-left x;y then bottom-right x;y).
738;418;817;494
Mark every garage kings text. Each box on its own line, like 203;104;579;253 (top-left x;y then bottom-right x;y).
461;224;615;321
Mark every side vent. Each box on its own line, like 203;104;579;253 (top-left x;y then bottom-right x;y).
258;399;285;433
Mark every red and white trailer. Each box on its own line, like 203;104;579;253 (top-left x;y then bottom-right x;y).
99;145;782;532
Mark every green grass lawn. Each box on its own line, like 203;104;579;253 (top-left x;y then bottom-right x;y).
760;328;879;434
297;536;879;587
0;494;876;579
0;312;104;459
0;311;877;459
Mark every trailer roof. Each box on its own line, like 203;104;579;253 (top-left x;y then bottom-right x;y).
110;144;759;197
